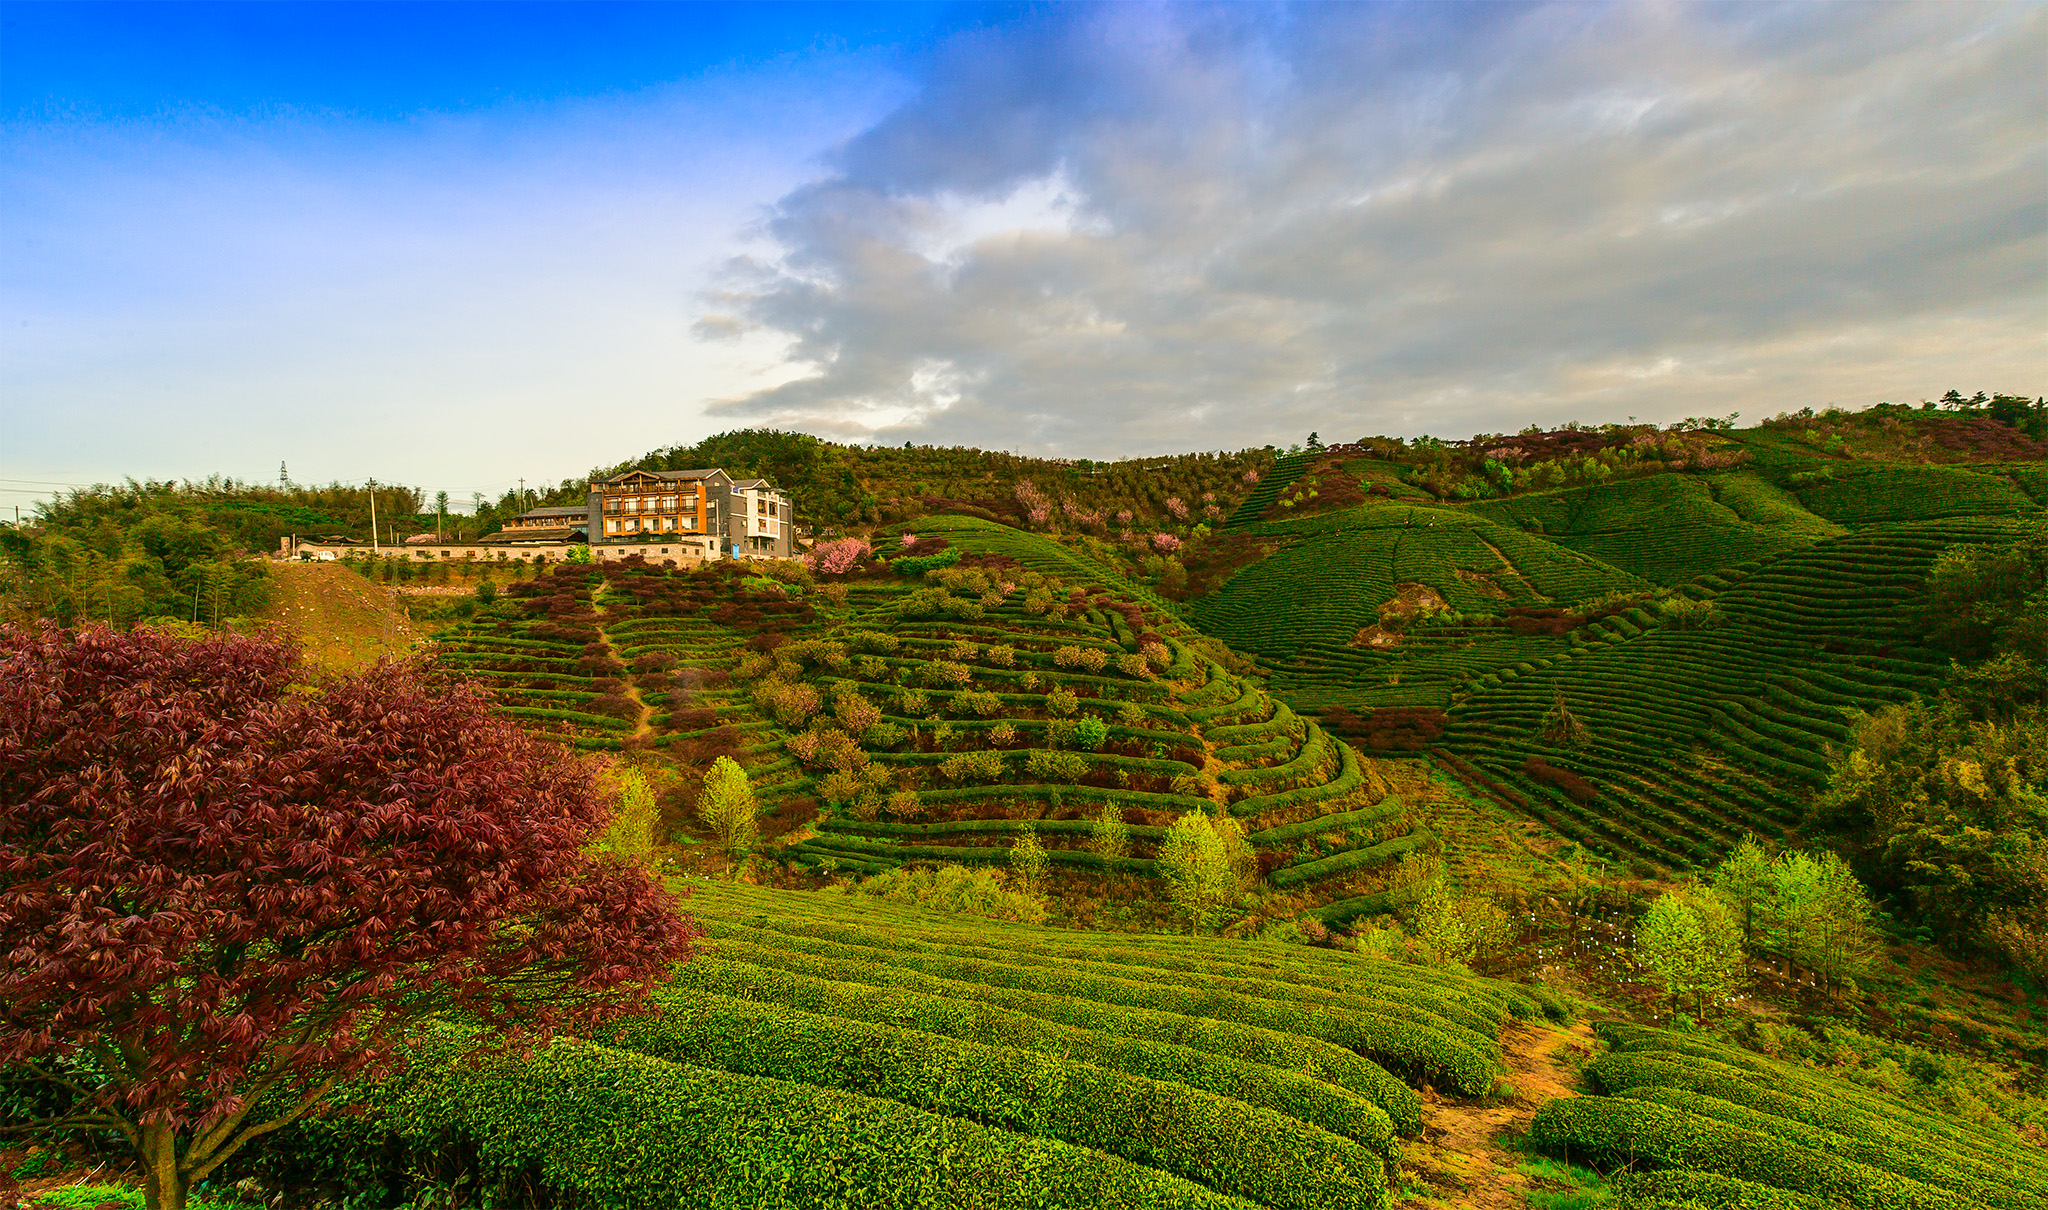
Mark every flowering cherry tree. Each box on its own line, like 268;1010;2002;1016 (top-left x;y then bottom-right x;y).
1152;532;1184;553
806;536;870;575
0;624;700;1210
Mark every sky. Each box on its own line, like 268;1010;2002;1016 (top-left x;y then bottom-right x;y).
3;1;2043;511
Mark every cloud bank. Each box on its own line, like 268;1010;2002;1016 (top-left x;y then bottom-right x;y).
708;2;2046;455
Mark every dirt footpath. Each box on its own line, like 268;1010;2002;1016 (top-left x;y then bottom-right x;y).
1406;1020;1596;1207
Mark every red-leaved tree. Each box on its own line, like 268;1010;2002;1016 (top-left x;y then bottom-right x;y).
0;624;701;1210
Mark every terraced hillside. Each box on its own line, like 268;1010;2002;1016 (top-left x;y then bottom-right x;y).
429;571;639;752
1434;517;2038;868
271;881;1553;1210
1533;1023;2048;1209
422;520;1424;910
1188;503;1642;711
763;520;1415;916
1466;473;1837;586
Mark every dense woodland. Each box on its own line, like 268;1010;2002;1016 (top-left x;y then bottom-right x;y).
3;394;2045;1210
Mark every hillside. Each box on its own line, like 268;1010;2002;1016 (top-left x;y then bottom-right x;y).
1166;408;2046;876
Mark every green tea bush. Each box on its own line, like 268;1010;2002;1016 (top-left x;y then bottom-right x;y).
608;991;1390;1210
849;864;1048;924
667;956;1400;1151
281;1033;1254;1210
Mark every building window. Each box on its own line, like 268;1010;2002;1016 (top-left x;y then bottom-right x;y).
603;497;620;512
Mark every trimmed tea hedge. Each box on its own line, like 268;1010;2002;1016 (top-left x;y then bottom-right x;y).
278;1031;1259;1209
608;989;1391;1210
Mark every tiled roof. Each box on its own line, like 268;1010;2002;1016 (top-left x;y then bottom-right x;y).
478;527;583;545
514;505;587;520
597;467;725;485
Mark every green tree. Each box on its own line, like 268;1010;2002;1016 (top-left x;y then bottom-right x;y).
595;767;661;868
1764;849;1880;993
1814;691;2046;978
1158;810;1238;933
1635;889;1746;1018
696;756;758;864
1914;524;2047;664
1406;884;1513;969
1711;837;1776;948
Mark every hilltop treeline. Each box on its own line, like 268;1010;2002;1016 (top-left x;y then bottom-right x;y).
586;429;1271;532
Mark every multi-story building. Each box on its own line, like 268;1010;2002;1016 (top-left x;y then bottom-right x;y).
584;468;794;560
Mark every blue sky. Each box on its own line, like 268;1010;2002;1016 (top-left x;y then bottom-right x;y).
3;1;2042;510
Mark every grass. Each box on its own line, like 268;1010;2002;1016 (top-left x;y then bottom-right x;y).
1514;1158;1612;1210
258;561;421;672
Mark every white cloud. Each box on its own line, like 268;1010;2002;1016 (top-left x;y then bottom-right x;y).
708;2;2047;454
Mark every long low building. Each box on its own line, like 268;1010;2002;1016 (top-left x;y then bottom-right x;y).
279;533;788;566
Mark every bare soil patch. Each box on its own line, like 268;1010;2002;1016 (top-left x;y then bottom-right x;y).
1403;1020;1595;1208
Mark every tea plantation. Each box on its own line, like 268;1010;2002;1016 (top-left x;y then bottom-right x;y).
259;881;1549;1209
1532;1023;2048;1209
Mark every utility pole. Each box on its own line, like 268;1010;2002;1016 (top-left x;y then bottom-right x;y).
368;479;380;554
518;478;527;514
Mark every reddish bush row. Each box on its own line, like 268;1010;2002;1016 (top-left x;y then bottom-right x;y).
1321;706;1446;751
1520;757;1601;805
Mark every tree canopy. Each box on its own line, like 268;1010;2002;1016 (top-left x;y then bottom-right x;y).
0;624;701;1210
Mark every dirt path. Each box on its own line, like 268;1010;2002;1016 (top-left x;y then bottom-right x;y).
592;593;656;742
1406;1019;1595;1208
260;562;422;672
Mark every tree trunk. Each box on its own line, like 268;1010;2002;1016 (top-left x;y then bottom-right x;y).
140;1121;188;1210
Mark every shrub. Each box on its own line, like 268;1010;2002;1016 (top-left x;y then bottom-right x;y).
1055;645;1109;672
588;693;639;721
984;645;1018;667
1141;642;1171;669
949;639;981;662
1660;595;1722;630
833;688;882;736
990;721;1017;745
1026;748;1089;782
1114;652;1151;679
940;750;1006;783
898;689;929;715
919;660;974;688
1521;757;1600;805
955;690;1003;717
1010;826;1049;894
1118;702;1150;728
1046;687;1080;717
753;679;821;727
630;651;678;674
1074;715;1110;751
